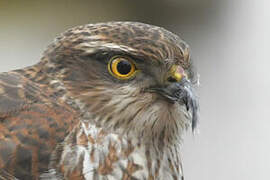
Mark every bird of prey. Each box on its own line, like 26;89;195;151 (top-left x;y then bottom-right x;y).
0;22;198;180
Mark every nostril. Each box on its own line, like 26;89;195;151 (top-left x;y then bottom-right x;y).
167;76;177;83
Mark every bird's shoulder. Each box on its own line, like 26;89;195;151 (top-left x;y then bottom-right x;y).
0;70;79;179
0;71;36;116
0;69;77;121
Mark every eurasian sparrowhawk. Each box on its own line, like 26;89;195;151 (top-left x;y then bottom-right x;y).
0;22;198;180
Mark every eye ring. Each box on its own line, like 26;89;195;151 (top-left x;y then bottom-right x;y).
108;56;137;80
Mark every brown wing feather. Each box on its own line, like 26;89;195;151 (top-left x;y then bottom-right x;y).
0;169;19;180
0;71;78;179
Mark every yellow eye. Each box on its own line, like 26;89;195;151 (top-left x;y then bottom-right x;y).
108;57;137;79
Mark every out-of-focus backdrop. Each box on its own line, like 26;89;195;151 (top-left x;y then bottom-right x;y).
1;0;269;179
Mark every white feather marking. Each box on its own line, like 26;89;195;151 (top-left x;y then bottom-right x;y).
75;41;137;53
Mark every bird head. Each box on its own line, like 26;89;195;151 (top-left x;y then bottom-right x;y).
41;22;199;144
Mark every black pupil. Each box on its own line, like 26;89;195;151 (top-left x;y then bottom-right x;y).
117;60;132;75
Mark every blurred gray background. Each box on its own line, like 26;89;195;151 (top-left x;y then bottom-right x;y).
1;0;269;179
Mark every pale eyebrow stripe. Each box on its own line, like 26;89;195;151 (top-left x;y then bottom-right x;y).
74;41;137;52
73;40;164;65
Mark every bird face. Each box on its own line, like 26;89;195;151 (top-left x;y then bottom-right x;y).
43;22;198;143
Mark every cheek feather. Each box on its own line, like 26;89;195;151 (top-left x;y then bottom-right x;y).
74;83;191;143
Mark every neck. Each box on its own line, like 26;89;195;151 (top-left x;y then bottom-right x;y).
46;120;184;180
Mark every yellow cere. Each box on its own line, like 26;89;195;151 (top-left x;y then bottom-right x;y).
173;72;182;82
170;65;183;82
108;57;137;80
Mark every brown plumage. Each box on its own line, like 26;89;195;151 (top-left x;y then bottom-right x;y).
0;22;198;180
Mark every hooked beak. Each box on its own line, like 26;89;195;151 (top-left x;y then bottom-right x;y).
148;77;199;130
